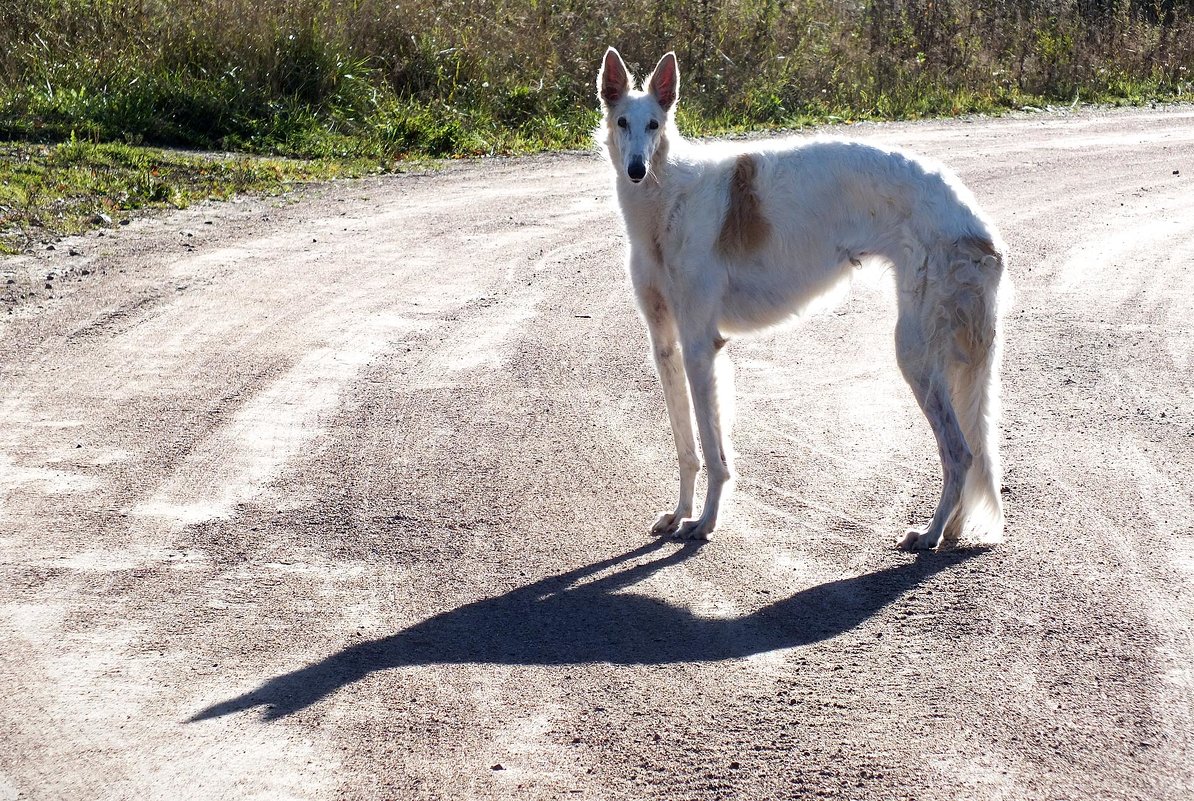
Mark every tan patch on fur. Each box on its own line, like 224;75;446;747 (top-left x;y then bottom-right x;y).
718;154;771;259
959;235;999;258
651;230;666;266
640;285;670;328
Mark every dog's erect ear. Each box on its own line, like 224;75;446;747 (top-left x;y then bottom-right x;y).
598;47;631;107
647;52;679;112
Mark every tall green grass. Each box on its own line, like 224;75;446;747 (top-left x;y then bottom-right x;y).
1;0;1192;160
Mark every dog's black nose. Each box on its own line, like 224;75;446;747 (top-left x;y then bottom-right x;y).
627;159;647;183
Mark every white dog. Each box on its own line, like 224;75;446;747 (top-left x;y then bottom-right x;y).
597;48;1009;550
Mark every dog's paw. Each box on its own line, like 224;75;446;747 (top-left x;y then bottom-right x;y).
651;511;684;536
675;518;712;541
896;525;943;551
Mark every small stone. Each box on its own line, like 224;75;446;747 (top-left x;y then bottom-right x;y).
119;219;130;226
46;244;55;251
491;763;505;771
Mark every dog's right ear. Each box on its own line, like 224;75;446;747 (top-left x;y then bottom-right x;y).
598;47;631;107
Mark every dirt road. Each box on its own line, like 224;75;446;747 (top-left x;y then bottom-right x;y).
2;106;1193;801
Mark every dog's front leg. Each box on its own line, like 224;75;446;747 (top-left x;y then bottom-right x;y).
675;332;734;540
649;334;699;535
639;287;699;536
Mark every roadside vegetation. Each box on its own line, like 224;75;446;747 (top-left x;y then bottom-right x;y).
2;0;1192;253
0;138;371;255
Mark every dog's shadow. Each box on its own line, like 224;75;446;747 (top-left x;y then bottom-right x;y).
191;540;981;721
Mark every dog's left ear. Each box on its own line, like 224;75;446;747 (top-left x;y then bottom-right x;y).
647;52;679;112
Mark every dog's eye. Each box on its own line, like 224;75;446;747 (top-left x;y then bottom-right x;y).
617;117;628;129
648;120;659;130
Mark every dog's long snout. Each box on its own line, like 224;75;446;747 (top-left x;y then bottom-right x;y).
627;157;647;183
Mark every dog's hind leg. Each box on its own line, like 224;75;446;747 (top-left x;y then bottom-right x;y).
640;286;699;536
675;328;734;540
894;312;972;550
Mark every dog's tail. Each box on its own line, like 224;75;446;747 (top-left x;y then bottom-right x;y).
946;235;1010;543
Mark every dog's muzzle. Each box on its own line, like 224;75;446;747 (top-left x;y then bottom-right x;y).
627;157;647;183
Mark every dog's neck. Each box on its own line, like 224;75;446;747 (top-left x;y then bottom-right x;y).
613;135;678;268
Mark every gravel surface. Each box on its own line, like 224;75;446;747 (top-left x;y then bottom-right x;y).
2;105;1193;801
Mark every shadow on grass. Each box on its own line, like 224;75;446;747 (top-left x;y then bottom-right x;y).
191;539;982;721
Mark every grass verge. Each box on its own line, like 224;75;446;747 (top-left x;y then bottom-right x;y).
0;137;388;255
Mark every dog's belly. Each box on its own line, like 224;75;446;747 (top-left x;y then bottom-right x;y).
718;256;856;334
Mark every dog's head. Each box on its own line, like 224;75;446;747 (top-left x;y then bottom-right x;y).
597;48;678;184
